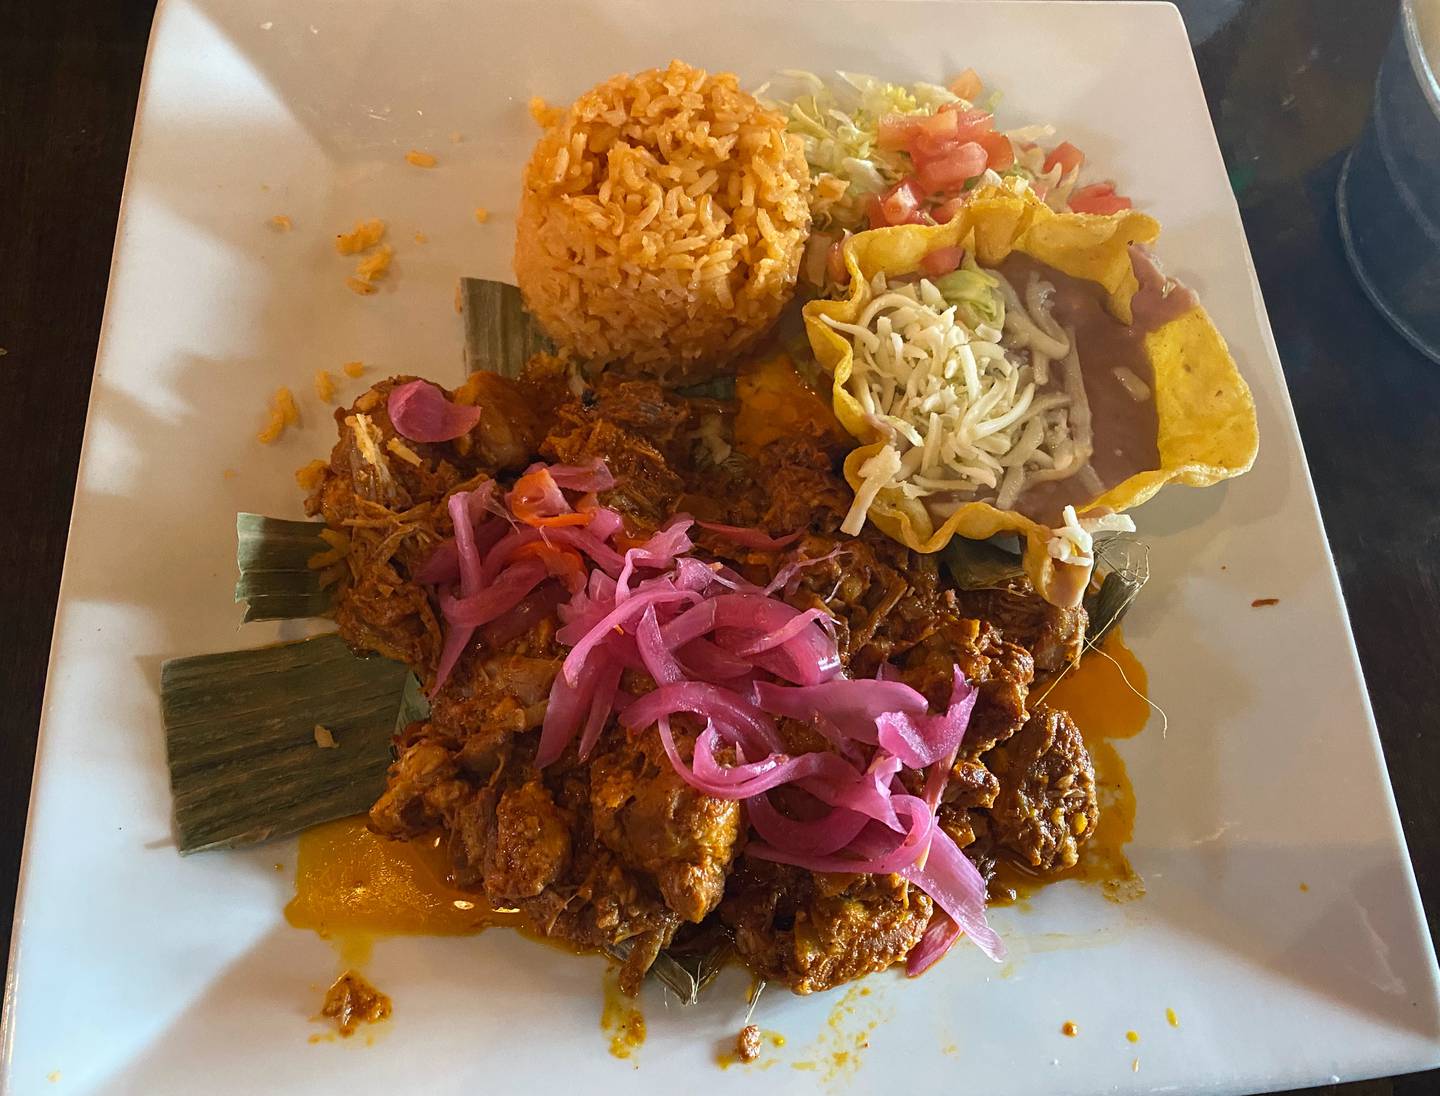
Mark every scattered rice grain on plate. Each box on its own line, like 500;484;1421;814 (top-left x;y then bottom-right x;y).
353;244;394;284
346;276;379;296
295;459;328;490
473;207;489;224
257;387;299;444
335;218;386;255
280;390;299;426
268;214;292;231
343;360;365;378
314;369;337;403
405;150;438;168
413;231;428;244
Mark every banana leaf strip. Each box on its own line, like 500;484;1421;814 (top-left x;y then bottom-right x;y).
1085;535;1151;648
161;634;409;853
394;672;431;734
461;278;553;378
942;533;1027;591
235;512;330;622
602;937;728;1006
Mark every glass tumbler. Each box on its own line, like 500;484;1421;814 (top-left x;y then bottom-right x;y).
1337;0;1440;364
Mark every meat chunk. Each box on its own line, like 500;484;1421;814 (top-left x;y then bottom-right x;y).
332;564;443;669
428;653;560;749
369;739;469;838
590;379;692;447
589;729;743;923
943;757;1000;810
958;579;1087;673
518;842;683;995
542;416;683;526
986;706;1099;872
452;371;547;472
483;776;573;901
900;615;1034;756
780;529;946;672
722;860;932;994
737;1025;762;1063
754;435;852;534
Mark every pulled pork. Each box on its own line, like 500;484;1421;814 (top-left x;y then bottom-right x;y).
308;362;1100;996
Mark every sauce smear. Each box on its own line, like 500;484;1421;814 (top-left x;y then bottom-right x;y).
992;630;1149;903
285;816;526;947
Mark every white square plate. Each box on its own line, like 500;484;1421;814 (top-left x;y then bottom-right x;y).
6;1;1439;1093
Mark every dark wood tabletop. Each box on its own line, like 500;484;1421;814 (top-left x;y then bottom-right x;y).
2;1;1436;1092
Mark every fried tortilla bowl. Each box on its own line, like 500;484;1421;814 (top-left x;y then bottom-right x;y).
803;187;1259;606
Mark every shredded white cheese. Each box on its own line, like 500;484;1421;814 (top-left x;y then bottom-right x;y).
1047;506;1137;568
828;271;1084;535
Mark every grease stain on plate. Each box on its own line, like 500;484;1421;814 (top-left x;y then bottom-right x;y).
790;982;891;1083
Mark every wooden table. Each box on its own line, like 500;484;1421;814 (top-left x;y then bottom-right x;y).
1;1;1435;1092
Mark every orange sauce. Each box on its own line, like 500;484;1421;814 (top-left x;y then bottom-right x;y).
734;352;845;456
285;817;527;954
600;972;646;1060
992;630;1149;904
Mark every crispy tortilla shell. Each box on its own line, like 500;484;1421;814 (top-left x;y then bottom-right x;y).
803;188;1258;606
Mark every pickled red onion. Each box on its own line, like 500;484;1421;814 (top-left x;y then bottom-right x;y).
387;380;483;443
417;455;1000;972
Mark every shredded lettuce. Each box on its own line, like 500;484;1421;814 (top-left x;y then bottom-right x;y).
933;255;1005;330
762;70;968;232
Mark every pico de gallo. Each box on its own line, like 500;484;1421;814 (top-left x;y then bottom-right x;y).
762;69;1134;284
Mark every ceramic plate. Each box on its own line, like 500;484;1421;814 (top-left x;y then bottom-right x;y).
5;1;1439;1093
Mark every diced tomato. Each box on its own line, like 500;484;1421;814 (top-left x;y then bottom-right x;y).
976;130;1015;171
913;109;960;141
1068;182;1134;215
947;68;983;101
945;107;995;141
933;195;968;223
920;246;965;278
903;108;991;161
1043;141;1085;177
878;179;924;225
915;142;988;193
877;113;918;151
909;131;957;165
